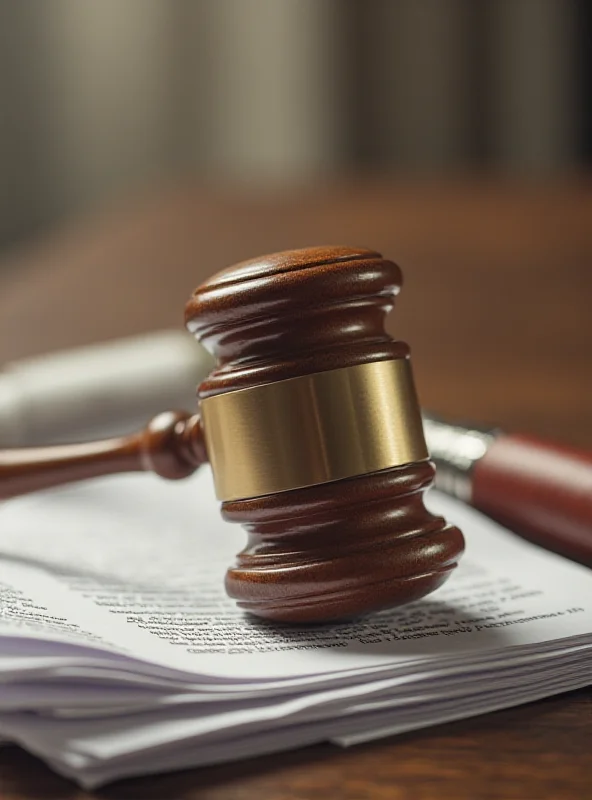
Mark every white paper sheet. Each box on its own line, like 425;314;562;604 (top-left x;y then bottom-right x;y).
0;469;590;787
0;470;591;679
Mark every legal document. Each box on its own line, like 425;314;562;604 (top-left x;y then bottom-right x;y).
0;469;590;786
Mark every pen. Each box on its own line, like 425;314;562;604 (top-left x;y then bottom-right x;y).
423;414;592;565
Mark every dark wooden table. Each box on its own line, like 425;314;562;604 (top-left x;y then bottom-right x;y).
0;180;591;799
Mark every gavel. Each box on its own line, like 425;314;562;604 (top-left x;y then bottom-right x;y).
0;246;464;623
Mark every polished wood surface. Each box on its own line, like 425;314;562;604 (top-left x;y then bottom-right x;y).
0;180;591;797
1;181;591;446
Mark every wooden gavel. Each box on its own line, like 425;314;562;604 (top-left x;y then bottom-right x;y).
0;247;464;623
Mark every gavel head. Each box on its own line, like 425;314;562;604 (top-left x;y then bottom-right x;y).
185;246;464;623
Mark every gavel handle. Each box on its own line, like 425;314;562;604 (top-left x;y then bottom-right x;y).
0;410;207;501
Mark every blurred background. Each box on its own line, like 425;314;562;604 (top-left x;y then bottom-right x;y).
0;0;591;451
0;0;590;251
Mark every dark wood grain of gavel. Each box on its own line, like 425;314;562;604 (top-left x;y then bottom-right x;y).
0;246;463;623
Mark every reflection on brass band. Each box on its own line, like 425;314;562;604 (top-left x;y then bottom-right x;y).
200;359;428;501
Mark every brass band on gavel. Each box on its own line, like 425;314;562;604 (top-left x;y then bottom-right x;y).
201;358;428;502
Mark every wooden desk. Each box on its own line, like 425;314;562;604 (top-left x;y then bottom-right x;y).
0;180;591;798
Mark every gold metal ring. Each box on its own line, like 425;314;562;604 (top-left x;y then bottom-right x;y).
200;359;428;501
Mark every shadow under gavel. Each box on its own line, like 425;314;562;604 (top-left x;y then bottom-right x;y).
0;246;464;623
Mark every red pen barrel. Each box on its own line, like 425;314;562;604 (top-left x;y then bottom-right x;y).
471;434;592;565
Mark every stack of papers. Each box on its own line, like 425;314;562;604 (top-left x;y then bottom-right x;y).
0;470;590;788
